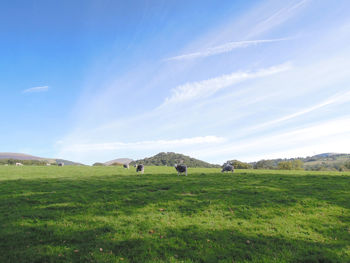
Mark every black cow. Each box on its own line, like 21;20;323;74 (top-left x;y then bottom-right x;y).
175;164;187;176
136;164;144;174
123;164;129;169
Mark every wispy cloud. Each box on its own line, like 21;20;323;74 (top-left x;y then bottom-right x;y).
53;0;350;165
166;38;289;61
247;90;350;132
165;0;309;62
161;63;291;106
247;0;310;38
191;117;350;162
61;136;225;152
23;86;49;93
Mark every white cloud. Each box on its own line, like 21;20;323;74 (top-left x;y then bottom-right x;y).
61;136;225;153
53;0;350;165
166;38;289;61
161;63;291;106
23;86;49;93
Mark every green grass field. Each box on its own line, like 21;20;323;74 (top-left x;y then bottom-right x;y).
0;166;349;263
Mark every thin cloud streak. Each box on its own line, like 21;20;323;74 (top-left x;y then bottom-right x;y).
161;63;291;106
166;38;290;61
246;0;310;38
247;89;350;132
54;0;350;165
23;86;49;93
191;117;350;162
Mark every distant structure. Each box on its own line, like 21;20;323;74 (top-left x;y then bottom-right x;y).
175;164;187;176
58;162;64;167
46;163;51;166
15;163;23;166
136;164;144;174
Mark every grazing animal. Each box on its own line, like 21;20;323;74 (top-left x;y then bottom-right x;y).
136;164;144;174
58;162;64;167
221;163;234;173
15;163;23;166
175;164;187;176
123;164;129;169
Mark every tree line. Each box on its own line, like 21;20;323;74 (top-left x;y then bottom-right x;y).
0;159;53;165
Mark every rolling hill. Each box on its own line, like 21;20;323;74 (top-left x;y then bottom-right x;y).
0;152;52;161
0;152;83;166
248;153;350;171
104;158;133;166
131;152;220;168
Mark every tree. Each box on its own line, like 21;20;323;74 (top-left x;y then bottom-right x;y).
292;160;304;170
254;160;275;169
345;161;350;170
227;160;252;169
277;161;293;170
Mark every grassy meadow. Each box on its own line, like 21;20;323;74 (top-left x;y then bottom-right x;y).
0;166;349;263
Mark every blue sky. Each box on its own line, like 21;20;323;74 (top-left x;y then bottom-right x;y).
1;0;350;164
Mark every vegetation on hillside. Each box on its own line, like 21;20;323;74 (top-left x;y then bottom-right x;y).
0;159;49;166
225;160;252;169
0;166;349;262
249;153;350;171
92;162;105;166
277;160;304;170
0;155;83;166
131;152;220;168
55;159;84;166
109;162;123;166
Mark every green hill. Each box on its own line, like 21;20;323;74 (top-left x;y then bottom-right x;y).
131;152;220;168
0;153;83;166
248;153;350;171
302;153;350;171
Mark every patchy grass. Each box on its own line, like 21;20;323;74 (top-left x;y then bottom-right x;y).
0;166;349;262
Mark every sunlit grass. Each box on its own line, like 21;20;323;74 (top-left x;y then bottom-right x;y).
0;166;349;262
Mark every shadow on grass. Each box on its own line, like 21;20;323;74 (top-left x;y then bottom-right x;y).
0;222;347;262
1;171;349;214
0;171;349;262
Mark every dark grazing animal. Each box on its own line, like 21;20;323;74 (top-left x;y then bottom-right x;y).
123;164;129;169
136;164;144;174
221;163;234;173
175;164;187;176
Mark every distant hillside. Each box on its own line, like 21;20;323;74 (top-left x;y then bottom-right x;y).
312;153;338;158
249;153;350;171
0;152;51;161
55;159;85;166
104;158;133;166
0;153;83;166
131;152;220;168
302;153;350;171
